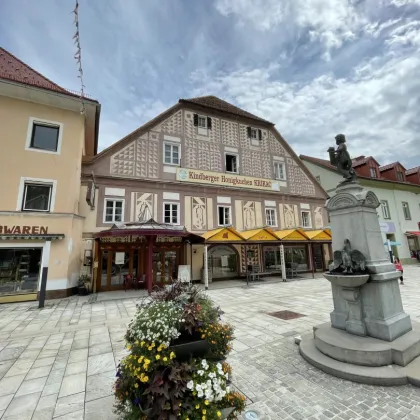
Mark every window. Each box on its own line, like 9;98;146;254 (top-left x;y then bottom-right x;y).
164;143;180;165
301;210;312;228
198;116;207;128
225;154;238;173
26;118;62;154
164;203;179;225
265;208;277;227
396;171;404;182
22;183;52;212
218;206;231;226
402;202;411;220
274;162;286;180
247;127;262;140
193;114;212;130
370;168;377;178
381;200;390;219
104;199;124;223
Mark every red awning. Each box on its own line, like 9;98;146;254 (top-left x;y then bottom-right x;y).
406;231;420;236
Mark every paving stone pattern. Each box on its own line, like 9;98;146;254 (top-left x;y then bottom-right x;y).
0;266;419;419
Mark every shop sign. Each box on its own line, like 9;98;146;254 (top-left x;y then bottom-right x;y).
380;222;396;233
100;235;146;243
156;236;183;243
0;225;48;235
176;168;282;192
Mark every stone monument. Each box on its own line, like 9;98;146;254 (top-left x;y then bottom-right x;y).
299;134;420;386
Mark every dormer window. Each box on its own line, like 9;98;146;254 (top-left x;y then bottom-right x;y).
198;115;207;128
370;167;377;178
193;114;212;134
247;126;262;141
396;171;404;182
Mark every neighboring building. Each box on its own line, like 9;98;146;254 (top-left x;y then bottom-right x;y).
0;47;101;302
81;96;331;293
300;155;420;263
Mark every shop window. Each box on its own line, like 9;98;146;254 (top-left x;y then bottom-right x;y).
0;247;42;296
381;200;391;219
225;154;238;173
22;182;53;212
164;143;180;165
164;203;179;225
26;118;62;154
104;199;124;223
274;162;286;180
402;202;411;220
301;210;312;228
265;208;277;227
218;206;231;226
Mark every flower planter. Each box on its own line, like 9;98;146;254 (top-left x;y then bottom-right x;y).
169;334;210;361
78;286;88;296
221;407;235;419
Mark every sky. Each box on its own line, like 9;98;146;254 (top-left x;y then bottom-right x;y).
1;0;420;168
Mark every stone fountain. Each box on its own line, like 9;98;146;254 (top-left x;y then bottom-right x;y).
299;134;420;386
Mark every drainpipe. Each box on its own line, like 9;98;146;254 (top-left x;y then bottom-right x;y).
204;244;209;290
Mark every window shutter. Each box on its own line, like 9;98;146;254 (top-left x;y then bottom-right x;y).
193;114;198;126
258;129;262;140
247;126;251;138
207;117;212;130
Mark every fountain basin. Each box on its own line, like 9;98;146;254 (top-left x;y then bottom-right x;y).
324;273;369;288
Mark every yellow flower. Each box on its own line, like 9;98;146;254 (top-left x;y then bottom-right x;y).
151;343;156;348
202;416;206;420
201;334;205;339
204;400;209;405
170;352;175;359
155;355;161;360
127;345;131;350
163;357;168;362
140;341;145;347
202;409;206;414
143;375;148;382
179;403;182;406
217;411;222;417
134;383;138;388
148;346;153;351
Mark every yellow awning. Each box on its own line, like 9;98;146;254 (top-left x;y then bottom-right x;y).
325;228;331;236
273;229;309;241
304;229;332;241
201;227;245;242
240;227;279;241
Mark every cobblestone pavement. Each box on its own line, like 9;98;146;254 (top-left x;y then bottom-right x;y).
0;265;419;419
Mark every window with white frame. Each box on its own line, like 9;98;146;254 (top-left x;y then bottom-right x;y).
164;143;180;165
402;202;411;220
381;200;390;219
104;199;124;223
274;162;286;180
265;208;277;227
218;206;231;226
225;154;238;173
26;118;62;153
370;167;377;178
396;171;404;182
22;182;53;212
164;203;179;225
198;115;207;128
301;210;312;228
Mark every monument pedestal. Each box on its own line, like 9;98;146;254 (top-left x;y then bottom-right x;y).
299;182;420;386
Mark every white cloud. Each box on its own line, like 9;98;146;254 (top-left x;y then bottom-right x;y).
386;20;420;46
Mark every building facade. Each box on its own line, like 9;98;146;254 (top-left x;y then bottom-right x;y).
81;96;331;292
0;47;100;302
300;155;420;263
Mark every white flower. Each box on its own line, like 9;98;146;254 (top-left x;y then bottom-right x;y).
187;380;194;390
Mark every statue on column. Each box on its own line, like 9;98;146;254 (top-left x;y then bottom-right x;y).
328;134;357;184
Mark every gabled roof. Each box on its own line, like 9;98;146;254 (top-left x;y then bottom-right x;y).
406;166;420;176
300;155;336;171
379;162;406;172
352;156;380;168
179;95;272;125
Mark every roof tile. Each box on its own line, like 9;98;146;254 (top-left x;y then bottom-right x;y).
406;166;420;175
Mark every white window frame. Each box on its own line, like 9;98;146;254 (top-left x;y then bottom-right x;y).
369;167;377;178
197;115;207;129
265;208;277;227
250;128;258;139
217;205;231;226
274;161;286;180
16;177;57;212
381;200;390;219
402;202;411;220
396;171;404;182
301;210;312;228
103;198;125;224
25;117;63;155
163;142;181;166
163;202;180;225
225;153;239;174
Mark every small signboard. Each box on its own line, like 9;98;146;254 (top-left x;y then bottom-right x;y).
177;265;191;283
115;252;125;265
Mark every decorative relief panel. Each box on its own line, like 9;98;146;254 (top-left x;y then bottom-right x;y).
185;138;198;168
198;142;211;171
269;132;289;157
243;201;256;229
241;150;252;176
184;112;195;139
192;197;207;230
161;110;182;135
209;143;222;172
314;207;324;229
208;118;221;143
221;120;239;147
147;141;159;178
251;151;262;178
239;124;250;149
241;244;259;273
131;192;154;222
287;159;316;196
261;154;271;179
283;204;297;228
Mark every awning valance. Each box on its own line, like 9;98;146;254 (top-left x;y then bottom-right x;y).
201;227;245;242
273;229;309;241
239;228;278;242
406;231;420;237
0;234;65;241
304;229;332;241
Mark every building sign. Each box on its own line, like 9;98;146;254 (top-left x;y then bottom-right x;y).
156;236;183;243
0;226;48;235
100;235;183;243
380;222;396;233
176;168;281;192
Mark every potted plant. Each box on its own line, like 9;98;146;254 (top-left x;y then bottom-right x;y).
115;281;246;419
77;274;91;295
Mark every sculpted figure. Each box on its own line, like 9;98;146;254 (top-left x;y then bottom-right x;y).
333;239;367;274
328;134;357;184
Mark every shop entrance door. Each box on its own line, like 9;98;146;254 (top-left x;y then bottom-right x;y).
313;244;324;271
152;249;179;288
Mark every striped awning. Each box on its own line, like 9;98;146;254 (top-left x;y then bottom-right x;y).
0;234;65;241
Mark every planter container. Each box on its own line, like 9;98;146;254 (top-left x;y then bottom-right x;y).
78;286;88;296
221;407;235;419
169;332;210;361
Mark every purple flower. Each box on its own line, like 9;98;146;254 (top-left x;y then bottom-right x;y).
134;397;141;406
116;370;121;377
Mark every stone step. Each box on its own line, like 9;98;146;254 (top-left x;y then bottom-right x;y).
299;334;408;386
314;322;420;367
